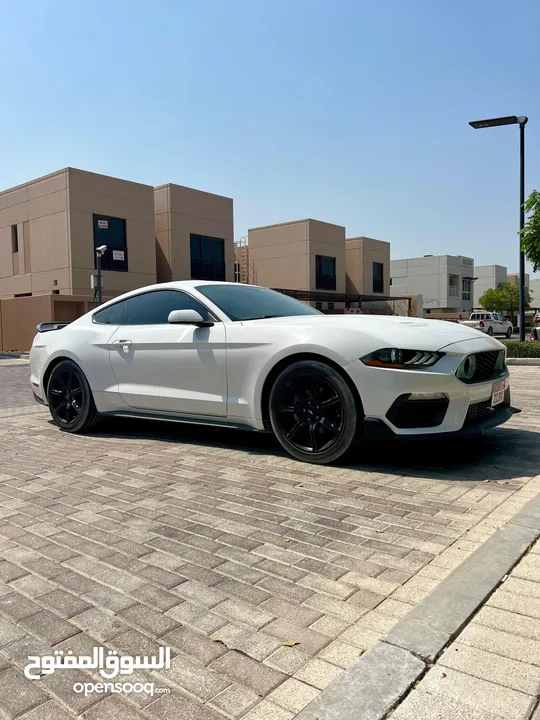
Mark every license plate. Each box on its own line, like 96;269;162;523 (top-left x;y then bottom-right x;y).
491;380;506;407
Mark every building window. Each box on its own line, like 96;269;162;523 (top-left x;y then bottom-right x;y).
11;225;18;253
373;262;384;293
315;302;323;311
327;302;335;310
93;215;128;272
462;278;472;301
316;255;336;291
190;234;226;281
448;274;459;297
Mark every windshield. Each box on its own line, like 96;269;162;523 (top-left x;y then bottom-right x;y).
196;284;322;322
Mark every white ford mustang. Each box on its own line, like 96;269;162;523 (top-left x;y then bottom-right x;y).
30;281;519;464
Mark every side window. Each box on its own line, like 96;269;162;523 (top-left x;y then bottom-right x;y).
93;300;127;325
471;314;477;320
123;290;211;325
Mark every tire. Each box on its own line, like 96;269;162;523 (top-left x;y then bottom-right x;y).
506;327;512;339
46;360;99;433
534;329;539;341
487;326;494;336
268;360;362;464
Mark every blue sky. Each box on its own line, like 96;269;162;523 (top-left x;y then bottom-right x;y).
2;0;539;275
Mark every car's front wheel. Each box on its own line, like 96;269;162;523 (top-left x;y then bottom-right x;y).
47;360;99;433
269;360;362;464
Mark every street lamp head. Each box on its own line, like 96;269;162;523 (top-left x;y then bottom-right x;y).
469;115;527;129
96;245;108;257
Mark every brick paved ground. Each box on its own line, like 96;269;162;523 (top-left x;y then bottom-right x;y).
391;533;540;720
0;365;538;719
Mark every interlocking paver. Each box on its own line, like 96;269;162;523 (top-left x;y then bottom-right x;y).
0;666;49;717
18;699;76;720
0;591;42;620
19;608;79;644
439;642;540;695
209;683;261;718
0;365;539;719
161;625;228;665
211;650;286;695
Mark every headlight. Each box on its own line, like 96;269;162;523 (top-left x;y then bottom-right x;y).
361;348;444;369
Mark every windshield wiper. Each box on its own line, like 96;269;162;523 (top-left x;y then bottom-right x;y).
247;315;284;320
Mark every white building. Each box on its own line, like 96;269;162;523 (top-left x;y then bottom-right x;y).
529;277;540;309
473;265;508;308
390;254;475;313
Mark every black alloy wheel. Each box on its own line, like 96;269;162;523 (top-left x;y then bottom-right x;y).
269;360;362;464
47;360;99;433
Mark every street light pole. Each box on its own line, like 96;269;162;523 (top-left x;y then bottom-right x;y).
96;252;103;305
469;115;528;341
519;120;527;341
95;245;107;305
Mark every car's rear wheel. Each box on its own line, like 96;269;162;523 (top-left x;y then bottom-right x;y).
506;327;512;339
269;360;362;464
47;360;99;433
487;326;494;336
534;329;539;341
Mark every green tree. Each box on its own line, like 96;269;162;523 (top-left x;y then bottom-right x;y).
520;190;540;272
479;281;531;314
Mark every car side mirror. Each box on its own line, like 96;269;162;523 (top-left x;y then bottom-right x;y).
168;309;214;327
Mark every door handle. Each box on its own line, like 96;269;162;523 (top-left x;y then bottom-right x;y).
111;340;132;346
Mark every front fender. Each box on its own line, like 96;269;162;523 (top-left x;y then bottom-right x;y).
253;343;350;422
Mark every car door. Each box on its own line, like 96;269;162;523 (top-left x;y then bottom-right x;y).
107;289;227;417
493;313;504;334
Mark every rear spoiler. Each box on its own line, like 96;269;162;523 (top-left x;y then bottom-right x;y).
36;322;70;333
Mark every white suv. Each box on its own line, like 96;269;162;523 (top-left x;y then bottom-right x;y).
531;312;540;340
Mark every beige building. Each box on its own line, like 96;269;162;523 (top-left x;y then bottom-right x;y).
0;168;237;350
0;167;157;300
346;236;390;296
247;219;347;297
154;184;234;284
507;272;530;291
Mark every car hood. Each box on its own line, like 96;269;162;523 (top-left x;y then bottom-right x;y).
241;314;504;352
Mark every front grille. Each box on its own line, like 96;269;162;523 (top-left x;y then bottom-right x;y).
386;395;449;429
473;351;500;382
458;350;505;384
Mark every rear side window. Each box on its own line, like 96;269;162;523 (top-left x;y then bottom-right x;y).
123;290;211;325
93;300;126;325
471;314;477;320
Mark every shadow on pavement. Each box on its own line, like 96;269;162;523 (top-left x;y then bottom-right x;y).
70;415;539;484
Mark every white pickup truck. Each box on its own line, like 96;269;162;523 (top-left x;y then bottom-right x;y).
459;312;513;338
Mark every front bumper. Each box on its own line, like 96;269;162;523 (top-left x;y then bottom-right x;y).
364;402;520;441
345;336;516;438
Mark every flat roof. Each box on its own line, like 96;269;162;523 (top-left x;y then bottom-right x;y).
154;182;233;201
249;218;346;232
0;166;154;196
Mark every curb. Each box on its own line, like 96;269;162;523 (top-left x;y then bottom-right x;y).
507;358;540;365
295;491;540;720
